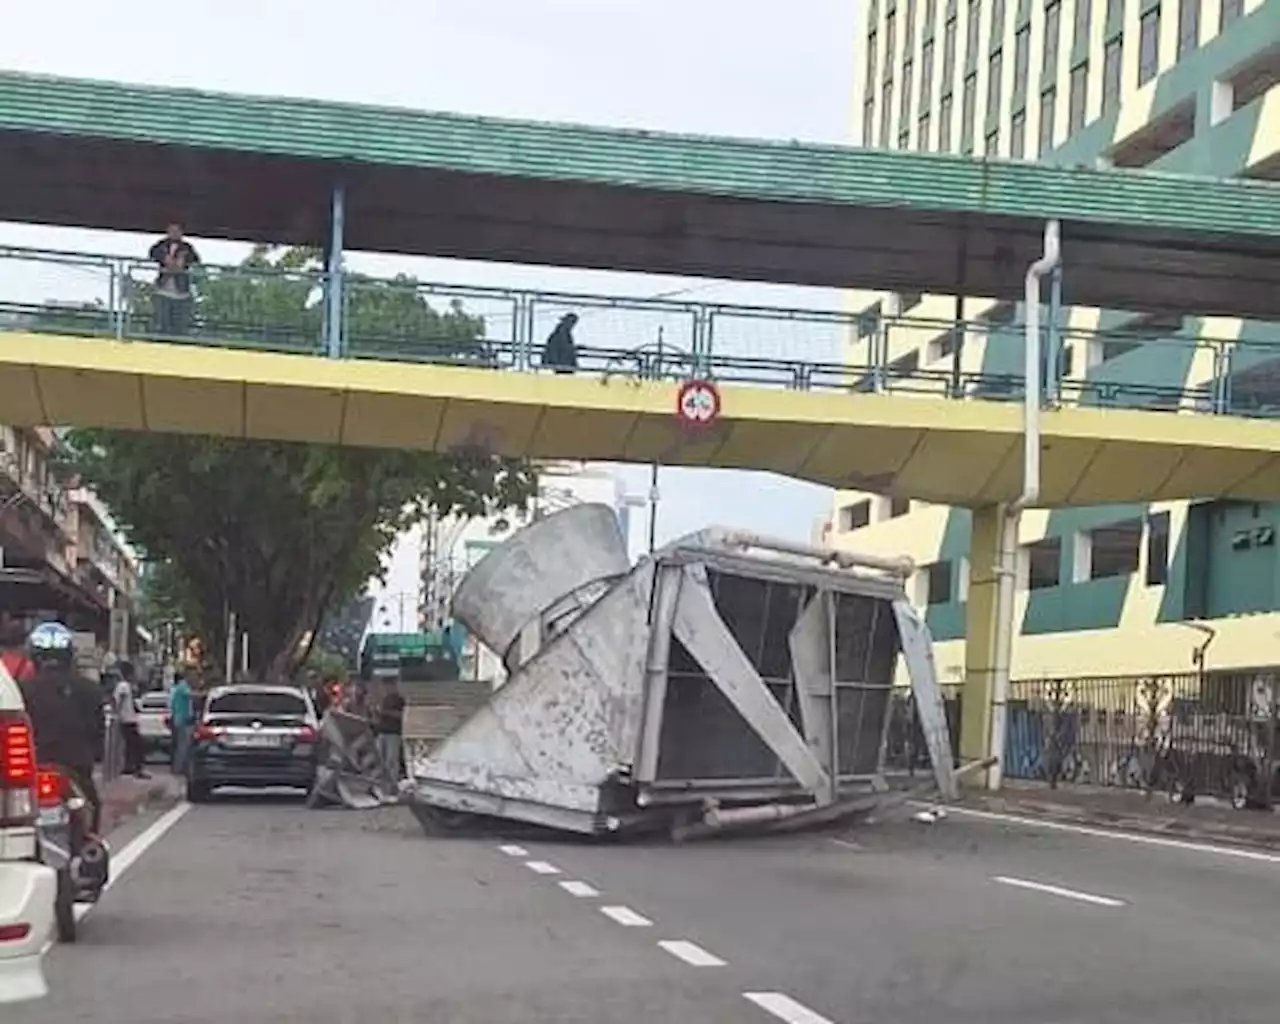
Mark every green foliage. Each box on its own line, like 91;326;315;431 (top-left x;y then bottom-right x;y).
59;247;535;678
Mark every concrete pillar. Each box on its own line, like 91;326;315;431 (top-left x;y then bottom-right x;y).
960;504;1008;765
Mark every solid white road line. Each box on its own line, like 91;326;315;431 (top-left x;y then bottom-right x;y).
559;880;600;898
658;939;726;967
943;804;1280;865
524;860;561;875
992;875;1125;908
599;905;652;927
498;844;529;857
76;801;192;921
743;991;836;1024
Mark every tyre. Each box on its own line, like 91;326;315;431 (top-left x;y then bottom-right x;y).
187;779;212;803
55;869;76;943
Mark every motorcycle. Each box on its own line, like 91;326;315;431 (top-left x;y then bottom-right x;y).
34;765;110;943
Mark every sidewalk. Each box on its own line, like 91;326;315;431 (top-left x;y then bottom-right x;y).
97;769;183;834
957;779;1280;850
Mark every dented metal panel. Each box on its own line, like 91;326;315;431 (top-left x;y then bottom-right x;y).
408;505;956;837
893;601;958;800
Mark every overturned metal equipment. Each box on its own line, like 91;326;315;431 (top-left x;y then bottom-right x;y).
406;504;956;838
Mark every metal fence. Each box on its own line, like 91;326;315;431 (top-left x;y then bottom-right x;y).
886;672;1280;807
3;243;1280;416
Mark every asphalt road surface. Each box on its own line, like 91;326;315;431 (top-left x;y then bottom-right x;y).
9;797;1280;1024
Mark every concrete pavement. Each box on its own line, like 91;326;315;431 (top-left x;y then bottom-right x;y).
9;796;1280;1024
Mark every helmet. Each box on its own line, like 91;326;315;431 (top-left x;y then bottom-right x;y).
27;621;75;670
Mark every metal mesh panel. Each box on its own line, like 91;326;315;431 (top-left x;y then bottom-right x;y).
833;592;900;776
655;572;809;782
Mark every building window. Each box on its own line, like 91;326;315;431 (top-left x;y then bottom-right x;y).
943;17;958;93
985;126;1001;153
925;560;954;604
1089;518;1143;579
1044;1;1062;80
1221;0;1244;27
1068;61;1088;131
863;98;877;145
839;500;872;531
1014;26;1031;93
1010;108;1027;157
898;128;911;148
881;80;895;146
961;72;978;150
905;0;918;45
1177;0;1199;58
919;110;933;149
1026;537;1062;590
901;60;915;126
898;292;923;313
966;0;981;66
1103;39;1122;111
1145;511;1171;586
866;31;879;94
921;39;935;109
1106;0;1123;25
1138;8;1160;85
988;49;1004;119
890;497;912;517
1074;0;1092;51
991;0;1007;48
939;92;954;148
926;0;938;28
1039;87;1057;155
889;349;921;376
886;11;897;73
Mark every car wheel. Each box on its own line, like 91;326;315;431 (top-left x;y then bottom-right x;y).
55;868;77;943
187;780;212;803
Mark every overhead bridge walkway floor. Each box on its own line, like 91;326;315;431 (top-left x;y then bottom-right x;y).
4;330;1280;508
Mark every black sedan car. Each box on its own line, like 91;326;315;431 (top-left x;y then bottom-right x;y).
187;685;320;802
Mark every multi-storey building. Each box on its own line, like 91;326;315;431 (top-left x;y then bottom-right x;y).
0;427;139;652
834;0;1280;680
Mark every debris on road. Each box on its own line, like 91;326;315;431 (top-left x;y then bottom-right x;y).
405;503;959;840
307;709;398;810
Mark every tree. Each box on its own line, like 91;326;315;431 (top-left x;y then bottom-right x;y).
58;247;535;680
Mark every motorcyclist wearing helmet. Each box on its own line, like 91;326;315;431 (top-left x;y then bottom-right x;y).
16;621;105;833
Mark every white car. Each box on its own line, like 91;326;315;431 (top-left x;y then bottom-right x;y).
136;691;172;760
0;666;56;1004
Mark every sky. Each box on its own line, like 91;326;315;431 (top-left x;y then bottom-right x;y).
0;0;858;602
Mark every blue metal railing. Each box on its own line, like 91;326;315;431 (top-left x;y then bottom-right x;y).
2;243;1279;419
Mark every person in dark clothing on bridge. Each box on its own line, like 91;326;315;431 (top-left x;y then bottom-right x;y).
149;222;202;338
540;313;580;373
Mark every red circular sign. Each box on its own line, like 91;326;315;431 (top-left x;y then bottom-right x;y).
675;379;721;429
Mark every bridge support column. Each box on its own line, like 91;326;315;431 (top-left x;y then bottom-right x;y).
324;184;346;358
960;504;1012;779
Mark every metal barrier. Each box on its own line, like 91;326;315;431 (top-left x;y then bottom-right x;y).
100;710;125;784
1;243;1278;417
886;672;1280;806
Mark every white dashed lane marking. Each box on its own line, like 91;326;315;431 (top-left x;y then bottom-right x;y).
658;939;726;967
992;875;1126;908
525;860;561;875
559;880;600;898
498;844;529;857
744;991;837;1024
599;904;653;927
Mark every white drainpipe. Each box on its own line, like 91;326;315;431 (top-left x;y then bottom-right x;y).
988;219;1060;790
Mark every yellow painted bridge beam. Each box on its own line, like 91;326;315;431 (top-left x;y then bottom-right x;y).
5;331;1280;507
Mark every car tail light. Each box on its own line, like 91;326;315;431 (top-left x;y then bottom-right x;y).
193;723;220;742
0;710;37;827
35;767;69;808
296;725;317;743
0;922;32;943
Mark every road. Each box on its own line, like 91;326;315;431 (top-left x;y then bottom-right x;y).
8;797;1280;1024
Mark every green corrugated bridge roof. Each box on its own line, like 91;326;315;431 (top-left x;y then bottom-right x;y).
1;70;1278;315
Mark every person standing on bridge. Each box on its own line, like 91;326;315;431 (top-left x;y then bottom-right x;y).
541;312;580;373
149;221;202;338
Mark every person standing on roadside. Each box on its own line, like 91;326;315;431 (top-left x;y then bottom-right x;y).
113;661;149;779
168;670;195;775
374;680;406;782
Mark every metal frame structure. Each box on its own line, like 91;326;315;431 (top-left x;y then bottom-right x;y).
407;506;956;837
